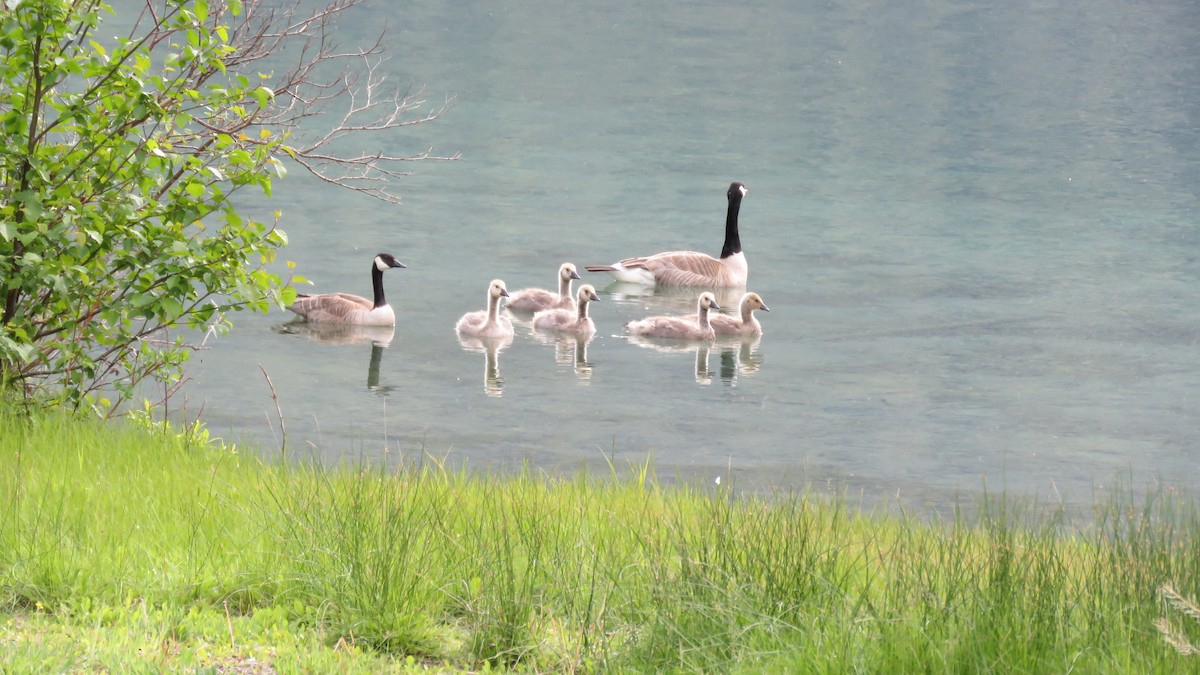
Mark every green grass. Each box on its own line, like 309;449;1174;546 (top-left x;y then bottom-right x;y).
2;404;1200;672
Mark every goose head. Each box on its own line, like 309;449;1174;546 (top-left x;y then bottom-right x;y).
728;181;747;202
374;253;407;271
698;292;720;312
489;279;510;301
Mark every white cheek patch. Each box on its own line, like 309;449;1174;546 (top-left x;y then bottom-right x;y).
375;256;389;271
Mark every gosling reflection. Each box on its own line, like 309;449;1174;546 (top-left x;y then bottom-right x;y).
531;330;595;381
456;333;514;397
276;322;397;394
626;334;764;386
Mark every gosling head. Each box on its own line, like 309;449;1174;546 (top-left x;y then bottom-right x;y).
578;284;599;303
699;292;720;311
744;292;769;312
490;279;510;300
560;263;582;281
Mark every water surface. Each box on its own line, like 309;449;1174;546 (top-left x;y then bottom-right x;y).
181;0;1200;509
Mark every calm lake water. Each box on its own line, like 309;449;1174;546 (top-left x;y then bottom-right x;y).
178;0;1200;509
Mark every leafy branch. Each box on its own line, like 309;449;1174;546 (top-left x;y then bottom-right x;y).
0;0;453;412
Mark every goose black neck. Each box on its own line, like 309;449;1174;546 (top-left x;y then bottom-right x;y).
720;189;743;259
371;262;387;309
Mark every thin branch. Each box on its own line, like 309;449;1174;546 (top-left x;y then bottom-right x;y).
259;364;287;457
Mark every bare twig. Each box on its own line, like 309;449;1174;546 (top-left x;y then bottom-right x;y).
259;364;287;456
215;0;459;203
5;0;455;408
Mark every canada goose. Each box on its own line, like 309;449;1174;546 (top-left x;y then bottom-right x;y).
586;182;748;287
506;263;582;314
531;284;600;336
625;292;721;340
456;279;515;339
286;253;406;326
709;292;770;336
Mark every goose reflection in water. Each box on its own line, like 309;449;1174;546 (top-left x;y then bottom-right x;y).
598;281;746;315
626;334;763;386
456;333;514;397
275;322;397;394
530;330;595;382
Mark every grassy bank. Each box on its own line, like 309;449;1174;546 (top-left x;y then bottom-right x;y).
2;406;1199;672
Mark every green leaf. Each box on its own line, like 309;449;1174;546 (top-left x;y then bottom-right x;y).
160;297;184;320
0;0;364;411
254;86;273;110
14;190;45;220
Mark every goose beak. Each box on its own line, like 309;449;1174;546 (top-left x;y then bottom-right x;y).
761;304;770;312
392;261;407;269
500;288;510;297
570;270;581;280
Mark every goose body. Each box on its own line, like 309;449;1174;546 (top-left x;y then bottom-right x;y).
708;292;770;336
625;292;721;340
532;284;600;336
506;263;581;314
286;253;406;326
587;182;748;287
456;279;515;339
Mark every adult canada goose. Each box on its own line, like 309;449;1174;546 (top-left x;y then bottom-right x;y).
506;263;582;314
625;292;721;340
709;292;770;336
286;253;406;326
456;279;515;339
531;284;600;336
586;182;748;287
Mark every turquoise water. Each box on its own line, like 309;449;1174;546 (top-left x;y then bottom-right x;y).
183;1;1200;508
